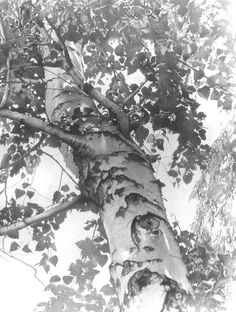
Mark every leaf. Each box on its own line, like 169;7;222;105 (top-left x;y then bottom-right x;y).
183;171;193;184
173;44;183;55
49;255;58;267
194;69;205;81
135;126;149;146
167;169;178;178
198;86;210;99
147;134;155;143
63;275;74;285
25;166;34;175
210;90;221;100
94;236;104;243
100;284;115;296
52;191;63;203
36;241;45;251
127;64;137;75
130;84;138;91
97;254;108;267
22;183;30;189
148;154;160;163
173;221;179;229
7;229;19;239
85;269;100;281
15;188;25;199
156;138;164;151
27;190;35;199
142;86;151;97
42;222;51;233
22;245;32;253
61;184;69;192
84;220;97;231
114;44;125;56
50;275;61;283
76;238;96;259
10;242;20;252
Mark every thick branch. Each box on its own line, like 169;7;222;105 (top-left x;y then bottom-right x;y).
0;109;91;151
0;56;11;108
0;10;7;41
0;195;93;235
83;83;130;135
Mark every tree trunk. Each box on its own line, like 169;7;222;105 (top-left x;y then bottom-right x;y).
43;47;193;311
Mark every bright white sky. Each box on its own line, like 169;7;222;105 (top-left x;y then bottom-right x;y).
0;1;236;311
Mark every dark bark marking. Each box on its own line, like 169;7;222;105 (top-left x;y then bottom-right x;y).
121;259;163;276
131;212;165;249
160;278;191;312
115;206;126;218
124;268;160;306
143;246;155;252
127;152;149;165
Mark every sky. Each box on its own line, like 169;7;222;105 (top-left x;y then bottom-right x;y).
0;1;236;311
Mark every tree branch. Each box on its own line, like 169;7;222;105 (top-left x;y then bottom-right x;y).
123;78;148;107
0;109;92;152
83;83;130;135
0;55;11;108
0;8;7;41
0;195;94;236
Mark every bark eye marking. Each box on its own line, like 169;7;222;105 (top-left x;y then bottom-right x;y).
131;212;164;248
127;268;154;297
124;268;162;306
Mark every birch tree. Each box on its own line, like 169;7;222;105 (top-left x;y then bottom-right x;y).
0;0;235;311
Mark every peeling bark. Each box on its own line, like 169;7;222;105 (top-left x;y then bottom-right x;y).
40;17;194;311
44;71;193;311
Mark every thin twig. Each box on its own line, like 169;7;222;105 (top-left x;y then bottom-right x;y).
178;59;234;97
91;222;98;240
42;150;77;185
123;78;148;107
58;168;63;191
0;109;92;151
0;248;46;287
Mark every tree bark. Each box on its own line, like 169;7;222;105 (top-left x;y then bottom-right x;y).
42;44;193;312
